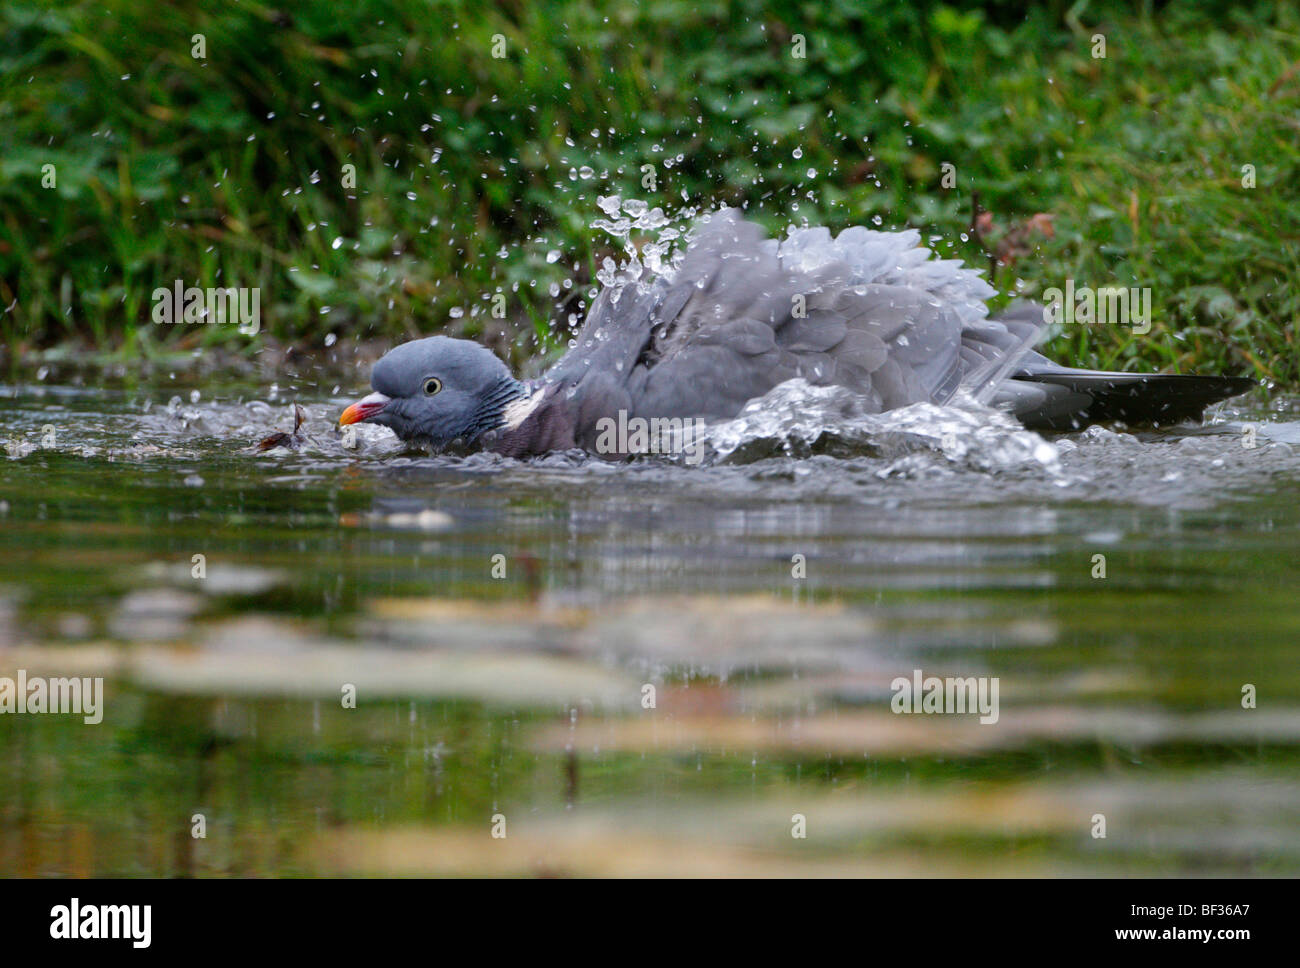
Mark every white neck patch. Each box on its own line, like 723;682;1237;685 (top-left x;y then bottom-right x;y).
500;387;545;431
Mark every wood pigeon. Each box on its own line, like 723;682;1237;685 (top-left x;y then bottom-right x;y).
339;209;1252;457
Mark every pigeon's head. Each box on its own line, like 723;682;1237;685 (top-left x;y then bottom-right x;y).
339;336;526;447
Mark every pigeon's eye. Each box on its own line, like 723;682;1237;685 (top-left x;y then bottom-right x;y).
422;377;443;396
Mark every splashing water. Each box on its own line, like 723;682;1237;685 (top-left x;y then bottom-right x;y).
592;195;696;293
699;379;1061;474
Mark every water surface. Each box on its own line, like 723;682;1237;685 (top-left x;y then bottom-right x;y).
2;376;1298;876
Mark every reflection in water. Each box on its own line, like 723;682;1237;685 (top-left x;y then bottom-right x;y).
1;381;1299;875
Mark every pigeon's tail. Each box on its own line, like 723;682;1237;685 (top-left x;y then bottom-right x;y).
962;301;1253;429
1002;371;1255;431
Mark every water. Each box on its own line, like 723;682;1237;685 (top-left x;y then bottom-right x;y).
2;374;1299;876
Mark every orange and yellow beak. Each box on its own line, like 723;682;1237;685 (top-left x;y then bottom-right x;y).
339;391;390;426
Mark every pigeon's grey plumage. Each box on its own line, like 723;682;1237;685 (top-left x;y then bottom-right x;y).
340;209;1252;454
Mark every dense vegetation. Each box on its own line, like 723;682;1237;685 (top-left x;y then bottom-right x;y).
2;0;1297;384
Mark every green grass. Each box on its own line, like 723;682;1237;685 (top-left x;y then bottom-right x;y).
1;0;1297;384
